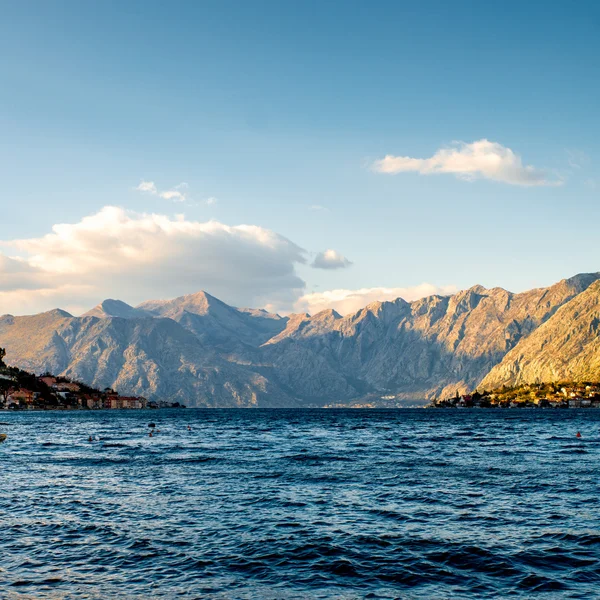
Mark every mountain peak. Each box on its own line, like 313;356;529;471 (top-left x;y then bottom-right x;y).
136;290;229;318
83;299;150;319
563;272;600;292
467;284;487;294
313;308;342;320
360;296;409;316
185;290;215;301
45;308;73;318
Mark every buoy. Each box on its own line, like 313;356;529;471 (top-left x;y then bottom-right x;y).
0;433;7;443
576;432;582;438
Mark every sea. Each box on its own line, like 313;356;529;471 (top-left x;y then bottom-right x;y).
1;409;600;599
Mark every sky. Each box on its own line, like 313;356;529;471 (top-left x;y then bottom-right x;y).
0;0;598;316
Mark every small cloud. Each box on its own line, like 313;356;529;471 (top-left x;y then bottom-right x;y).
373;139;562;187
584;178;596;189
159;190;186;202
566;149;590;170
311;249;352;270
309;205;329;212
206;197;218;206
135;180;189;202
136;180;157;194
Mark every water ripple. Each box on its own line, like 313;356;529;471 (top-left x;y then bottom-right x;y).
1;409;600;598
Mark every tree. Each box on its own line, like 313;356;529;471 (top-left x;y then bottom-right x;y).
0;378;10;407
0;347;5;367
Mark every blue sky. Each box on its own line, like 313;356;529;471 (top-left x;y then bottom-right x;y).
0;0;598;315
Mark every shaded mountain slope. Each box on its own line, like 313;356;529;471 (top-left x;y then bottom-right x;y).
0;311;297;407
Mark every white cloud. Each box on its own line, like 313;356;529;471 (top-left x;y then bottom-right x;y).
295;283;459;316
206;197;218;206
135;180;189;202
159;190;186;201
0;207;460;319
136;180;158;194
308;205;329;212
311;249;352;270
0;207;307;315
373;139;561;187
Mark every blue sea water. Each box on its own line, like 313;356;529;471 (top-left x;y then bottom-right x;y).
1;409;600;599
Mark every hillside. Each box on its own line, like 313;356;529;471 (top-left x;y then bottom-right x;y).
480;279;600;389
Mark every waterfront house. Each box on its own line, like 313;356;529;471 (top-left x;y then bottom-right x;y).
120;396;146;409
103;393;120;409
8;388;36;406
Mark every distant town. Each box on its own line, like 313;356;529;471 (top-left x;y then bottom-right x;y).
322;382;600;409
429;382;600;409
0;349;184;411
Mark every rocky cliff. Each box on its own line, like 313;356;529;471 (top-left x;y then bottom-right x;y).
480;279;600;389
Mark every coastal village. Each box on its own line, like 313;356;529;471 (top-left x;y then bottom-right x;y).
429;382;600;409
0;349;183;411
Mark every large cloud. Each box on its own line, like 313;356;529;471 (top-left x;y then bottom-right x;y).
0;207;461;317
295;283;459;316
0;206;306;315
373;139;561;186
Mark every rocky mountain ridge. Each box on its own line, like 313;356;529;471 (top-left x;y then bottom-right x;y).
480;279;600;389
1;272;599;407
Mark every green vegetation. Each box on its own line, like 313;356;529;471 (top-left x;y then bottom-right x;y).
431;381;600;408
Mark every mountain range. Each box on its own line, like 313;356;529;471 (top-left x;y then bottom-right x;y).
1;272;599;407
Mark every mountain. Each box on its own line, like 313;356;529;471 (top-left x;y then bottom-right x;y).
83;299;150;319
0;310;296;407
480;279;600;389
1;272;599;407
260;274;600;402
137;291;288;349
